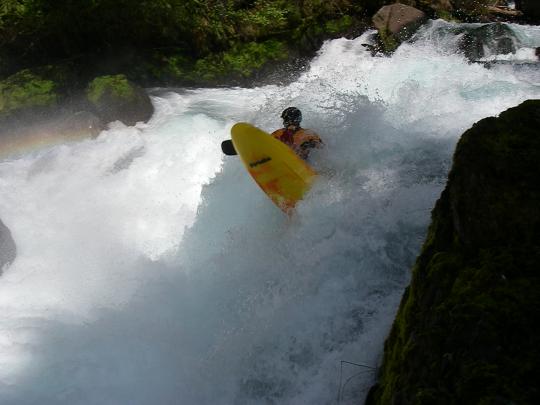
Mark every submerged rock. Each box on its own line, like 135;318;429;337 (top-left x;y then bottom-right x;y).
366;100;540;404
459;22;518;61
0;218;16;274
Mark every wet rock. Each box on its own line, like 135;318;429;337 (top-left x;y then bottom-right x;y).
86;74;153;126
458;22;518;61
372;3;428;53
0;218;16;274
366;100;540;404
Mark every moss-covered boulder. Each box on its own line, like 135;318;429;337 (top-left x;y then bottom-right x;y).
0;69;59;119
0;218;16;274
366;100;540;404
86;74;153;126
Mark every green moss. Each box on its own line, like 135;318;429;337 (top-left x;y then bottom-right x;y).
86;74;136;106
379;28;399;54
0;69;58;115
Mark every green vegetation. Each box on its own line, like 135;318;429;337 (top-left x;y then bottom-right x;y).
0;0;370;79
192;40;288;82
154;39;288;84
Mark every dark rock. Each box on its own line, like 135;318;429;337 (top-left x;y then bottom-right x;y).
0;218;16;274
366;100;540;404
372;3;428;53
86;74;153;126
458;22;518;61
449;100;540;248
399;0;453;18
518;0;540;23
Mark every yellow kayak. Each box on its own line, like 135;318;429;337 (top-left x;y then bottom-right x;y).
231;122;317;213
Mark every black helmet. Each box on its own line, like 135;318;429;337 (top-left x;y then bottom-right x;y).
281;107;302;126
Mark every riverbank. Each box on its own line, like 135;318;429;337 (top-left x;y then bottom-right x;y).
2;1;539;134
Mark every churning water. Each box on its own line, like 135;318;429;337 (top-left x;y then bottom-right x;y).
0;20;539;404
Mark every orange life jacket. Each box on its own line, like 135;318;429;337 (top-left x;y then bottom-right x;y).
271;127;322;159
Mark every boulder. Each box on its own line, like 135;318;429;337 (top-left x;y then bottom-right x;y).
86;74;154;126
458;22;517;61
0;218;16;274
366;100;540;404
372;3;428;53
0;69;59;120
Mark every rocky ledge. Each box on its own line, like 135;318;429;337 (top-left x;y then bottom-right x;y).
366;99;540;404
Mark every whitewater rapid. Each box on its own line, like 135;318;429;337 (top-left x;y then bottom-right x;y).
0;20;539;404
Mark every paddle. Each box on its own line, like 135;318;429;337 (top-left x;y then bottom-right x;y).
221;139;237;155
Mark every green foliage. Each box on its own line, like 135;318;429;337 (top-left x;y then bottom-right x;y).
324;15;354;35
0;0;364;62
0;0;367;86
191;39;288;82
233;0;289;39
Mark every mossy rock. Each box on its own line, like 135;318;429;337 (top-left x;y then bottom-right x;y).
367;100;540;404
0;69;59;118
86;74;153;126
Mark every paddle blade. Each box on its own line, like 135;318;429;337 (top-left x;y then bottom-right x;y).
221;139;237;155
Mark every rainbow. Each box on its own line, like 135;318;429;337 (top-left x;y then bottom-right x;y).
0;115;101;159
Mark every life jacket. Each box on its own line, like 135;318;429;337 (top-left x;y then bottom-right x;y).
271;127;322;159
